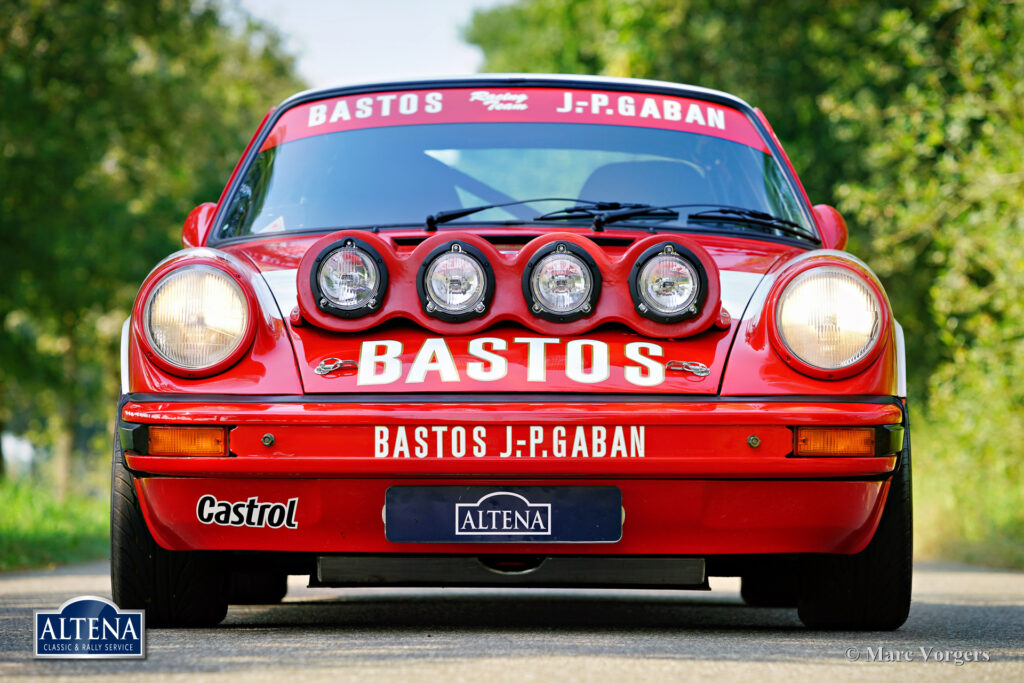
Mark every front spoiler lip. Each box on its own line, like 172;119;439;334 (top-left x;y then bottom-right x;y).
120;394;905;481
134;476;890;554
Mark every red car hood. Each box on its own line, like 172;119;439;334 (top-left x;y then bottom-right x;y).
226;233;796;395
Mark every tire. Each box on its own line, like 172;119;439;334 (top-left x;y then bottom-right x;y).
110;432;229;627
741;570;799;608
228;571;288;604
797;441;912;630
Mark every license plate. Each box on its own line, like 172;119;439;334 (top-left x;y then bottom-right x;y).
384;486;622;543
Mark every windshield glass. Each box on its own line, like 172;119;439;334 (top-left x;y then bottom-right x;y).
218;87;813;240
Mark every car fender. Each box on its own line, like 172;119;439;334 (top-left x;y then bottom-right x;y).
126;247;302;395
720;249;899;396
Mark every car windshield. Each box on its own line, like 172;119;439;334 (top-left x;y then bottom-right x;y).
217;88;814;240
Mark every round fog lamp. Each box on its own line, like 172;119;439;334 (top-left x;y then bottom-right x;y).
638;253;698;315
424;248;487;316
530;252;593;316
318;247;380;310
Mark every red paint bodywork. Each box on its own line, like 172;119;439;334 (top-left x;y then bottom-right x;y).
121;78;907;563
136;477;888;556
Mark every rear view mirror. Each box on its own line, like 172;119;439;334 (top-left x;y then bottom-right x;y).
812;204;848;250
182;202;217;248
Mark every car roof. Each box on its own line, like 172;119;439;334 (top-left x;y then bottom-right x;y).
277;74;757;116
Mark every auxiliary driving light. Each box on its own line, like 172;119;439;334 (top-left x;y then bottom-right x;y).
630;243;704;323
418;242;493;322
312;239;388;318
524;242;601;322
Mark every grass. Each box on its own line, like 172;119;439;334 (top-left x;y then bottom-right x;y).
0;480;109;572
912;419;1024;570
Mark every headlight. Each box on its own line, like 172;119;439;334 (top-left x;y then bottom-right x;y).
144;265;250;370
313;239;387;318
419;242;492;321
775;266;882;370
631;243;703;322
525;242;601;321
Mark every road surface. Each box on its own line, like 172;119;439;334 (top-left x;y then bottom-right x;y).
1;561;1022;680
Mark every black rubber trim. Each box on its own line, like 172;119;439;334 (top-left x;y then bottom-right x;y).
118;422;149;454
115;393;131;468
125;392;904;406
878;424;905;457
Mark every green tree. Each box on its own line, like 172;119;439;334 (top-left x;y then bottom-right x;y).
828;2;1024;562
467;0;1024;565
0;0;303;495
466;0;943;395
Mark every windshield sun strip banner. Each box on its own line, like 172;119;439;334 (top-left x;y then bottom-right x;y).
259;87;770;153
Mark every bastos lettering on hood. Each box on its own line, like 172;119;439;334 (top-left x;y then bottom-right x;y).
356;337;674;387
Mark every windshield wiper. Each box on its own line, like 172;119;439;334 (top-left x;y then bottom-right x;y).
427;198;818;243
536;202;815;238
535;202;679;232
687;206;818;242
426;197;603;230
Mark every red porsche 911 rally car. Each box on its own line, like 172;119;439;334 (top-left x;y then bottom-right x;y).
112;75;911;630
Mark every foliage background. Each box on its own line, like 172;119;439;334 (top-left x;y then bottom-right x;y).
0;0;1020;568
467;0;1024;566
0;0;302;494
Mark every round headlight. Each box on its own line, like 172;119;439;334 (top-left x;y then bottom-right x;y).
318;247;380;310
638;252;699;315
776;266;882;370
144;265;250;370
526;243;600;321
420;243;492;320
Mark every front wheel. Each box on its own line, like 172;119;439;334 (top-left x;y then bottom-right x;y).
110;433;229;627
797;443;912;630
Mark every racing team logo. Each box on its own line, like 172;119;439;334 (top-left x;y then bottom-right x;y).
469;90;529;111
35;596;144;659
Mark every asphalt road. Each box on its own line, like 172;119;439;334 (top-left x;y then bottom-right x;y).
1;561;1022;681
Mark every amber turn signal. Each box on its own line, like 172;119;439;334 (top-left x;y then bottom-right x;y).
794;427;875;457
148;426;228;457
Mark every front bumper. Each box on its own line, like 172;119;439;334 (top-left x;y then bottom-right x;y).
120;394;904;556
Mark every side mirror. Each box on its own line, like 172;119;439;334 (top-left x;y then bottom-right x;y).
812;204;848;251
182;202;218;248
